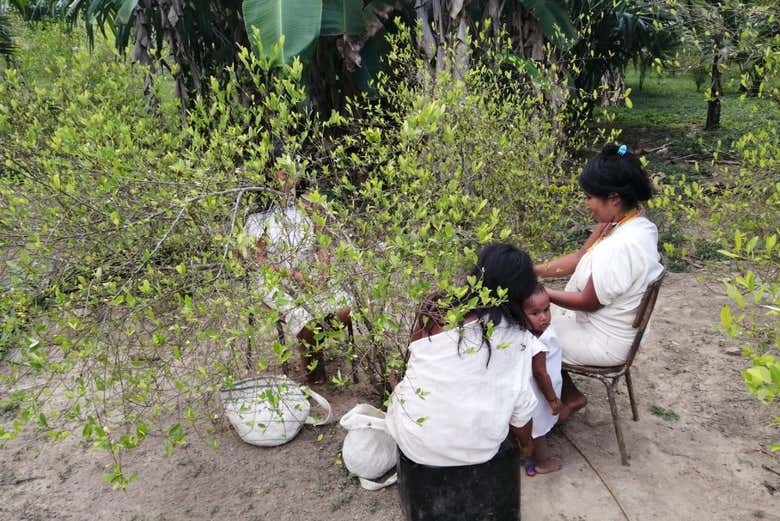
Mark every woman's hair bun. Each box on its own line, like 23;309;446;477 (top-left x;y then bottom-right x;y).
579;144;653;207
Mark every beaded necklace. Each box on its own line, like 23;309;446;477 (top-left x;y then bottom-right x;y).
588;206;644;252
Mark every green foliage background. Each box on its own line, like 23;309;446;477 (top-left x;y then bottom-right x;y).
0;20;604;484
1;2;778;487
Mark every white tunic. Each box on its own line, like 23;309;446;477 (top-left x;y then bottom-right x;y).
557;216;663;366
385;320;540;467
245;205;349;338
529;326;563;439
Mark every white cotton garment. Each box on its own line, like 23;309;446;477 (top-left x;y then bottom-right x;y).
385;320;539;467
245;205;315;272
245;205;350;338
529;326;563;439
559;216;663;366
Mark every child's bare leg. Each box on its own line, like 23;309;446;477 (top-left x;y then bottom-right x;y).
531;436;561;474
559;371;587;421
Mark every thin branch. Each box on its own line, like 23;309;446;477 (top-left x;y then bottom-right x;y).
215;188;245;280
562;430;633;521
115;186;276;296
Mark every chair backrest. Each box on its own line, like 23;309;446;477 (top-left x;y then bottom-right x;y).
623;268;666;369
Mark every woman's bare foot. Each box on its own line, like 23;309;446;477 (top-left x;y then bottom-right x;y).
534;457;562;475
558;395;587;422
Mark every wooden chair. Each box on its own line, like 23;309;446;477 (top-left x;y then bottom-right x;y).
563;268;666;466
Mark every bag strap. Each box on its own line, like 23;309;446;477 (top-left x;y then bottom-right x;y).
304;388;333;426
358;472;398;491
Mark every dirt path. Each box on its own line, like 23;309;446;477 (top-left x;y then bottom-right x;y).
1;271;778;521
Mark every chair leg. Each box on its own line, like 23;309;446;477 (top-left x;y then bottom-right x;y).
605;378;630;466
625;369;639;421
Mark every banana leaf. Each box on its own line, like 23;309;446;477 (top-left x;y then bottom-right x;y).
520;0;576;48
242;0;323;65
321;0;365;36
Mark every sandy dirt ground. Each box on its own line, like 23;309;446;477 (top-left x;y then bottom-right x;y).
1;271;778;521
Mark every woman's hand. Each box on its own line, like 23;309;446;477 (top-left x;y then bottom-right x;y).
534;252;581;279
546;276;603;312
535;222;612;279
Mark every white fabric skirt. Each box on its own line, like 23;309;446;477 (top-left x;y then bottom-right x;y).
263;286;351;340
552;306;632;367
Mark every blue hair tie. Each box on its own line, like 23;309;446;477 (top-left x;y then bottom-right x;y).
617;144;628;156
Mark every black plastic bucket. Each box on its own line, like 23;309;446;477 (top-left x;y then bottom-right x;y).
397;438;519;521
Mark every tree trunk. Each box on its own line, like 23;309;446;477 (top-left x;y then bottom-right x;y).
511;7;544;60
599;69;626;107
705;52;721;131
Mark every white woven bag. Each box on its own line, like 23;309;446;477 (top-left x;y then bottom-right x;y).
221;376;332;447
340;404;398;490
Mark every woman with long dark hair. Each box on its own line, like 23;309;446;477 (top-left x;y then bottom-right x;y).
386;243;542;521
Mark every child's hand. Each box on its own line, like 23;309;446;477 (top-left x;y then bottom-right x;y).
548;398;564;415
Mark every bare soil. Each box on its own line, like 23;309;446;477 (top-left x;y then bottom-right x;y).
1;272;778;521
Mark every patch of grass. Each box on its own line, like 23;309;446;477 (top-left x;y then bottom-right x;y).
650;404;680;422
657;225;690;273
604;66;780;177
0;400;19;419
330;491;354;512
663;256;689;273
693;238;726;261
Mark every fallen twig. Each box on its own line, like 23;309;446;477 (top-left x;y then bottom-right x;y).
562;430;633;521
762;464;780;478
0;476;45;486
645;143;672;153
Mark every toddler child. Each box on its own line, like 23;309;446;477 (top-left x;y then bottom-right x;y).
522;283;564;476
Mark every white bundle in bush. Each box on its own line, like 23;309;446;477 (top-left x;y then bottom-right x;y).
221;376;331;447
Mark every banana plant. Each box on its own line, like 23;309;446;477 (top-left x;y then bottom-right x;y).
242;0;324;65
240;0;399;115
241;0;394;65
0;12;15;59
239;0;577;112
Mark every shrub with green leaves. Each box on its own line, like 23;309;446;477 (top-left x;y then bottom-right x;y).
0;25;309;487
1;19;612;486
716;125;780;451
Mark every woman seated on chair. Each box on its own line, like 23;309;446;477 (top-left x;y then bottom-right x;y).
386;243;541;521
534;145;663;418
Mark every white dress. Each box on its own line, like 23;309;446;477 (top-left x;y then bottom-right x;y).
245;205;350;339
385;320;540;467
529;326;563;439
556;216;663;366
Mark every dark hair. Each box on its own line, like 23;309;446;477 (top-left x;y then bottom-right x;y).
465;243;537;365
529;282;546;298
414;244;537;366
468;243;537;327
579;145;654;209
